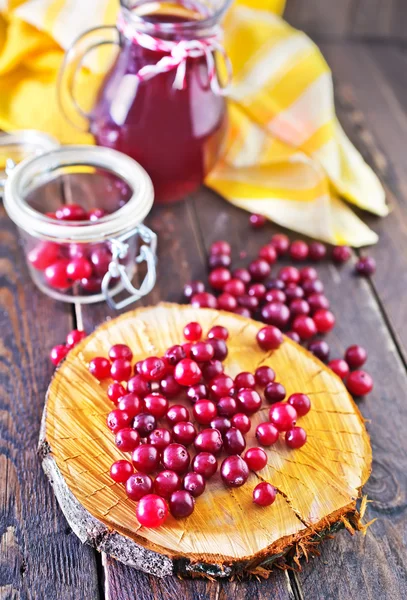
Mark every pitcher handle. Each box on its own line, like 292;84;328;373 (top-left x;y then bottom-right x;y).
58;26;120;132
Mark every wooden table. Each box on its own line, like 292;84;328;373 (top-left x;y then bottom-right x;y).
2;19;407;600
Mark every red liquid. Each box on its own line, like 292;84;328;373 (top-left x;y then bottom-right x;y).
92;8;227;203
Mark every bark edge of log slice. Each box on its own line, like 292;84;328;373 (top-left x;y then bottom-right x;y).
39;303;372;578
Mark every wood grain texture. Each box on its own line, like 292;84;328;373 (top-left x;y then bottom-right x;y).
0;202;100;600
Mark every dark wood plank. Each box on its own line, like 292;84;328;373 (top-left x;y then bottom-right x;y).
0;202;100;599
192;190;407;599
351;0;407;42
284;0;354;40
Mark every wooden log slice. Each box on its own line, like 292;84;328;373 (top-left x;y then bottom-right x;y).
39;303;371;578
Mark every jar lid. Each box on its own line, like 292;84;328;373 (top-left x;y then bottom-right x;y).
4;145;154;242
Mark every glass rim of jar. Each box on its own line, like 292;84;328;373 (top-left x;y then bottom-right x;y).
4;145;154;244
119;0;233;36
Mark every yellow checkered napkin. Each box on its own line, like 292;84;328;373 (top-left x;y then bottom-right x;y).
0;0;387;245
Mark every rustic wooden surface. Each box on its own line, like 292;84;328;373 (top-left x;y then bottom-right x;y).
2;9;407;600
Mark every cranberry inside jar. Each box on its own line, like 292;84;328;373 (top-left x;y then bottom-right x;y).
5;146;156;307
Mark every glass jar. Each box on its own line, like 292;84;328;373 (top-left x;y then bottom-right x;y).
58;0;231;204
3;145;157;310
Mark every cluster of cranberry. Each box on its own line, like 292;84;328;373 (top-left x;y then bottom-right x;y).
87;321;309;528
184;237;374;397
328;345;373;396
27;203;118;294
50;328;86;365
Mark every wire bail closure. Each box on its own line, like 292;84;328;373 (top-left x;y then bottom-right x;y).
102;224;157;310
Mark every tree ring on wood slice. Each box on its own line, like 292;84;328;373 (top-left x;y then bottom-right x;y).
39;303;372;578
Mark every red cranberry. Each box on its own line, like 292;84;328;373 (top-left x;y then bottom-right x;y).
244;447;267;472
255;366;276;387
253;482;277;506
308;339;330;362
118;393;142;416
313;309;335;334
261;302;290;329
89;356;110;379
174;359;202;386
125;473;153;500
110;359;132;382
193;400;217;425
50;344;68;366
234;306;252;318
108;344;132;362
132;444;161;473
217;292;238;311
232;268;251;284
248;283;266;300
201;360;224;381
235;372;256;390
28;242;60;270
192;452;218;479
143;393;168;418
309;241;327;261
107;409;133;434
256;422;279;446
190;341;214;362
160;374;182;398
136;494;168;528
169;490;195;518
154;470;182;498
328;358;350;380
110;460;133;483
115;428;140;452
183;322;202;342
55;203;87;221
162;443;190;473
45;260;71;290
210;417;232;436
80;276;103;293
194;428;223;454
285;426;307;449
271;233;289;256
266;278;286;291
265;289;286;304
236;388;262;415
217;396;238;417
182;342;193;358
66;329;86;348
183;472;205;497
209;268;231;290
210;375;234;399
308;293;330;313
287;393;311;417
285;284;305;302
165;345;186;366
88;207;106;221
184;280;205;299
187;383;208;403
223;427;246;455
249;213;266;228
210;240;231;256
290;240;309;261
191;292;218;309
208;338;228;361
264;382;286;403
223;278;246;297
300;266;318;281
290;299;310;317
238;294;259;311
207;325;229;340
355;256;376;277
249;259;271;282
127;374;151;397
66;256;92;281
133;413;156;437
345;345;367;369
141;357;166;382
256;326;283;350
269;403;297;431
279;266;300;285
208;253;232;269
166;405;189;426
286;331;301;343
220;455;249;488
292;315;317;340
90;247;112;277
332;245;352;263
347;370;373;396
172;421;197;446
148;428;172;451
258;244;277;265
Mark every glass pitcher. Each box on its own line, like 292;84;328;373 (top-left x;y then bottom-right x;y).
59;0;232;204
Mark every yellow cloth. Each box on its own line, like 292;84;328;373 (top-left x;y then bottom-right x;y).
0;0;387;245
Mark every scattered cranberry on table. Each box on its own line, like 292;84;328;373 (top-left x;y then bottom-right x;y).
253;482;277;506
249;213;267;228
355;255;376;276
